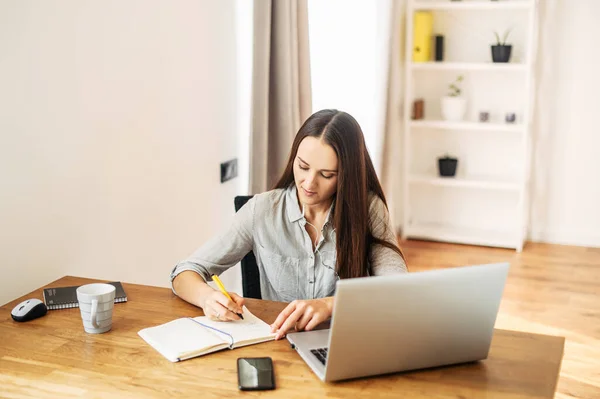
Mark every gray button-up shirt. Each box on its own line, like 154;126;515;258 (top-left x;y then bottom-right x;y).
170;185;407;302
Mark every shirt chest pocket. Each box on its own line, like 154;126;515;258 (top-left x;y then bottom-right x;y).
317;250;338;297
257;248;300;302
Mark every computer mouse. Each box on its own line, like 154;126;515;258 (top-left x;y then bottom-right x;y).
11;298;48;322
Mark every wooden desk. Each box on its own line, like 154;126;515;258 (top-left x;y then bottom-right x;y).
0;276;564;398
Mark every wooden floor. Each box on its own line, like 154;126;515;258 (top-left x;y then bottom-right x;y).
400;240;600;399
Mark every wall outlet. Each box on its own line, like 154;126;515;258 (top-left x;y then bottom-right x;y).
220;158;238;183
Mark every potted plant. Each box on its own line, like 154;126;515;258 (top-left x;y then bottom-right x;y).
441;75;466;121
491;29;512;63
438;154;458;177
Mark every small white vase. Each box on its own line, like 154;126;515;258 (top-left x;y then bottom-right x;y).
441;96;467;121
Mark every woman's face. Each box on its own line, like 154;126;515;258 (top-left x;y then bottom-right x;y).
293;137;339;206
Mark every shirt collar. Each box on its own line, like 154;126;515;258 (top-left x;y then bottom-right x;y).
286;185;304;222
285;185;335;226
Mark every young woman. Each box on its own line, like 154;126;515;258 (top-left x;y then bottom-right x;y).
170;109;407;339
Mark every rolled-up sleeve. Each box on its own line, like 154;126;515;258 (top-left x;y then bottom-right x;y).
169;196;255;293
368;195;408;275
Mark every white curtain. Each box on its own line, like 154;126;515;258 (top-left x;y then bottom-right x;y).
379;0;406;232
307;0;402;228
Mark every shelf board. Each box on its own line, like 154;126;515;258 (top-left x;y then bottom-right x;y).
409;62;527;72
404;223;517;249
410;120;524;133
409;175;521;191
412;1;533;11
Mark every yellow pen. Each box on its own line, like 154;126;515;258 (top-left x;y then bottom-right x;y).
211;274;244;320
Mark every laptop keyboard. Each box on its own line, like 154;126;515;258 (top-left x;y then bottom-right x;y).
310;347;328;365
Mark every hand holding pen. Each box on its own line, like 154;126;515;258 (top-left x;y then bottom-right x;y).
209;274;245;320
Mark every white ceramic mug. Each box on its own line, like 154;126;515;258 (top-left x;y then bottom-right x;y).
76;283;116;334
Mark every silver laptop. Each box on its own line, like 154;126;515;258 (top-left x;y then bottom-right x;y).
287;262;509;382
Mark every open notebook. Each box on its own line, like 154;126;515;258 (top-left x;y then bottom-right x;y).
138;307;276;362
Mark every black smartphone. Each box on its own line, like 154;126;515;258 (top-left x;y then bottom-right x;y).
237;357;275;391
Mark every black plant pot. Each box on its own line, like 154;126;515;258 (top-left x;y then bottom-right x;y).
438;157;458;177
491;45;512;63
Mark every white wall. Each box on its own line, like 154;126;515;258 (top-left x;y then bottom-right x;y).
0;0;252;306
528;0;600;247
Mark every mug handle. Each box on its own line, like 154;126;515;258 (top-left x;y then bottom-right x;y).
91;299;99;328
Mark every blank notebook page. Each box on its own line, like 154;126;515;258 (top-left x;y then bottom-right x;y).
140;318;226;360
192;307;276;346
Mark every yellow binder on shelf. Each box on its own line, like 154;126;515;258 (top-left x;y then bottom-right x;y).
413;11;433;62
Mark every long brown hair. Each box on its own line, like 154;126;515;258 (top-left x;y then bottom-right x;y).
273;109;405;279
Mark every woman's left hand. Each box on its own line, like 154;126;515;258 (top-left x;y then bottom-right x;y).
271;297;334;340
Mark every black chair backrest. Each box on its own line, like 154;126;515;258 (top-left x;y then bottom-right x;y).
234;196;261;299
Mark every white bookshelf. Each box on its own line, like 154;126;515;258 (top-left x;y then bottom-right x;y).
401;0;539;251
404;223;516;248
409;175;521;191
410;120;525;133
412;1;532;11
409;61;527;72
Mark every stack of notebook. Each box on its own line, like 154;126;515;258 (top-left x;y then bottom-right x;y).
42;281;128;310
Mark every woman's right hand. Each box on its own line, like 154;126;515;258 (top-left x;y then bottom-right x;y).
198;289;245;322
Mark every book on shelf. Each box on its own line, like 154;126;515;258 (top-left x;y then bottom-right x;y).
138;307;276;362
43;281;128;310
